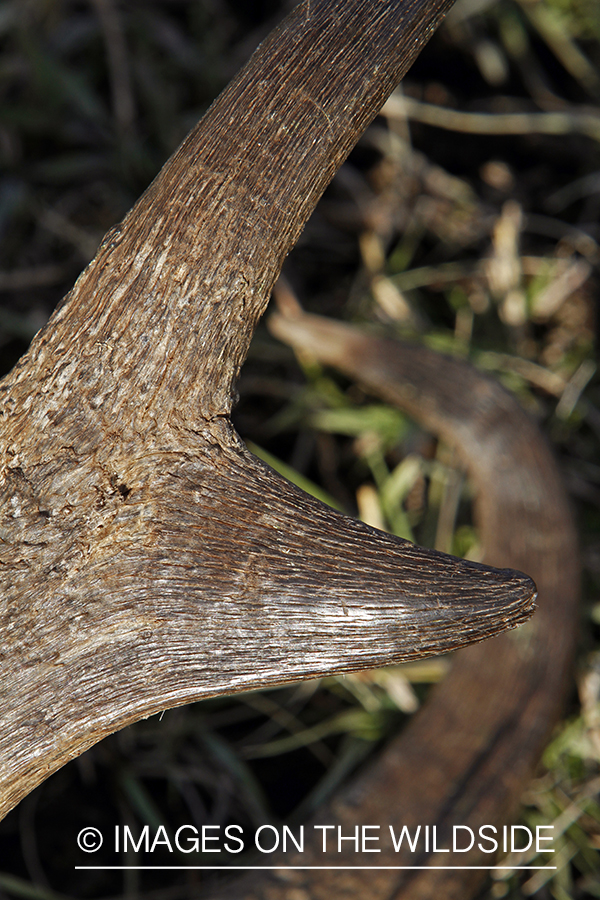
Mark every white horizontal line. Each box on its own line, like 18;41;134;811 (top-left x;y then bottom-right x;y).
75;866;557;871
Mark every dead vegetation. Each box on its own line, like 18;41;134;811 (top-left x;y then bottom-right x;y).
0;1;598;898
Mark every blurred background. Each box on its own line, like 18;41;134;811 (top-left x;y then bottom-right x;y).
0;0;599;898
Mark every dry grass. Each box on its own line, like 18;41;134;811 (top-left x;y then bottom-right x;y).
0;1;598;898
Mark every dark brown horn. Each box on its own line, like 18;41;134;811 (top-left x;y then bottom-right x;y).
237;306;577;900
0;0;535;824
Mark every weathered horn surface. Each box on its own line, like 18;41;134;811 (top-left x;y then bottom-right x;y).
217;307;577;900
0;0;536;840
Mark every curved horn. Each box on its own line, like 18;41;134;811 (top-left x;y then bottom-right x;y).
234;306;577;900
0;0;535;820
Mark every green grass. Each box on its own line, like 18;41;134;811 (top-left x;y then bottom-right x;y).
0;1;599;898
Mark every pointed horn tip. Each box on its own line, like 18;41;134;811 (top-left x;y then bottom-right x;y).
490;564;537;607
456;558;538;618
383;550;539;651
460;562;538;637
505;567;538;619
400;562;538;658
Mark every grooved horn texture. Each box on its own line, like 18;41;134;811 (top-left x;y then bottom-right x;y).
0;0;537;833
215;308;577;900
